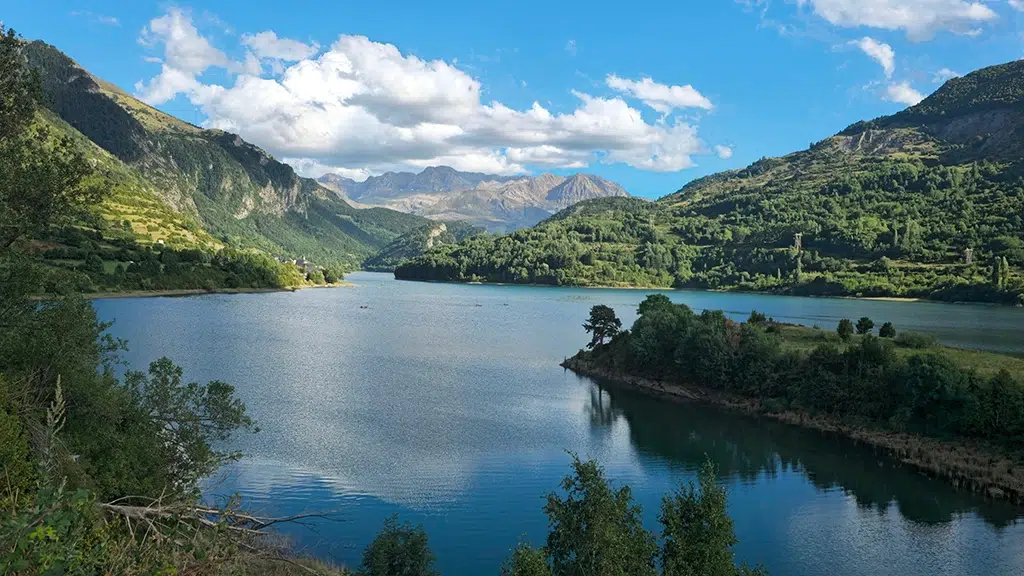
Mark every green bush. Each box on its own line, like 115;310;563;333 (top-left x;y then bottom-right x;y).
837;319;854;341
895;332;938;349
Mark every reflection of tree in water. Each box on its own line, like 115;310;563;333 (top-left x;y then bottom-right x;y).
578;375;1024;529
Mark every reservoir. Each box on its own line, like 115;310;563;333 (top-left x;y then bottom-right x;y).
94;271;1024;575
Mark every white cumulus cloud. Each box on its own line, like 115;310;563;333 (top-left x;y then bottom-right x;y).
605;75;713;114
241;31;320;61
136;7;231;104
135;10;715;176
1011;0;1023;11
714;145;734;159
885;81;925;105
852;37;895;78
796;0;998;40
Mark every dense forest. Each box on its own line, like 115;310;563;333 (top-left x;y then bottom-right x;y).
397;60;1024;305
1;27;768;575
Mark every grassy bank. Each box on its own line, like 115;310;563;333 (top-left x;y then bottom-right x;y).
773;324;1024;379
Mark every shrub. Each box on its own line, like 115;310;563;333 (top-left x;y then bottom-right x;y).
359;515;438;576
837;319;854;341
879;322;896;338
856;317;874;335
895;331;937;349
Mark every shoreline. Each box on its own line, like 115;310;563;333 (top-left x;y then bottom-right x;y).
390;276;1009;306
561;355;1024;504
74;282;354;301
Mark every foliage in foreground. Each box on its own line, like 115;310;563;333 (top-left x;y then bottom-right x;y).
352;456;764;576
502;456;765;576
1;25;291;574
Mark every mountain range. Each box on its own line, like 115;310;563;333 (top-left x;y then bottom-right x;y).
317;167;630;232
397;58;1024;305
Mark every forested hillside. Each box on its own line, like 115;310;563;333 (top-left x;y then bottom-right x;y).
21;93;334;294
23;40;428;269
363;221;483;271
398;60;1024;305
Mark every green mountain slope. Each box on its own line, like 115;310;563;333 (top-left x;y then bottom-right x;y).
36;107;220;250
24;107;324;294
397;59;1024;304
363;221;484;271
24;40;428;267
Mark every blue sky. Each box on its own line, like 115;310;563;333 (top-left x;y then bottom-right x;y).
6;1;1023;198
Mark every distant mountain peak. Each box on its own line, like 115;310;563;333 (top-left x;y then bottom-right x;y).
546;173;629;208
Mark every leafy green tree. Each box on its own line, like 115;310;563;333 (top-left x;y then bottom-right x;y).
122;358;256;497
660;460;765;576
323;266;344;284
631;302;695;377
0;26;98;250
84;253;105;275
747;311;767;325
0;26;37;142
638;294;673;316
544;455;658;576
879;322;896;338
308;269;326;284
584;305;622;349
992;256;1005;290
359;514;439;576
501;543;552;576
837;319;854;341
0;29;264;572
855;317;874;335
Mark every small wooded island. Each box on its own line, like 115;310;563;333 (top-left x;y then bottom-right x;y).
564;295;1024;502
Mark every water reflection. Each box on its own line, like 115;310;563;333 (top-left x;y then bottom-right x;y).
581;375;1024;529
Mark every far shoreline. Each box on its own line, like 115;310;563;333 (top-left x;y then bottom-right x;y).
384;274;1017;307
69;282;355;301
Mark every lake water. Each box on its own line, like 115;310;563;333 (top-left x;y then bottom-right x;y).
93;271;1024;575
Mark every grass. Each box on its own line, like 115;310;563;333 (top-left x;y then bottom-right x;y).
776;324;1024;379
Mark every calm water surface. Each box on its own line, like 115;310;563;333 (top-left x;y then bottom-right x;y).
94;272;1024;576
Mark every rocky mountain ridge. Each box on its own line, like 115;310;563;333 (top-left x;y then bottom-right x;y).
318;168;629;232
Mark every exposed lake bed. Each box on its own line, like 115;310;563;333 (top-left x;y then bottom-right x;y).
94;272;1024;576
